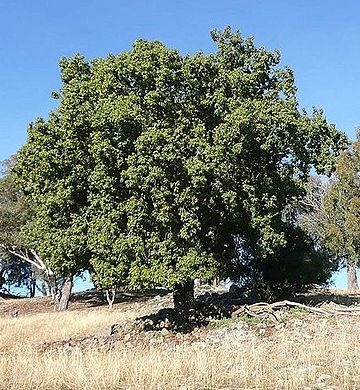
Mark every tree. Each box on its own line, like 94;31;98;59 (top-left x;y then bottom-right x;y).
238;222;338;300
14;56;95;309
15;27;347;312
87;28;346;310
0;157;55;297
323;134;360;292
0;255;32;295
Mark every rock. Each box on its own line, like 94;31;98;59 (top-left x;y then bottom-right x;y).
275;323;285;330
194;279;201;288
194;341;207;348
160;328;170;336
293;319;304;326
139;318;154;331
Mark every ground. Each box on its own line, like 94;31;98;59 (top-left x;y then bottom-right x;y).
0;288;360;389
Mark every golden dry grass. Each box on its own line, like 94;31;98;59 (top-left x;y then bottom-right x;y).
1;297;360;389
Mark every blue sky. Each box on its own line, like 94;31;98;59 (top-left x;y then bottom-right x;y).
1;0;359;289
1;0;360;163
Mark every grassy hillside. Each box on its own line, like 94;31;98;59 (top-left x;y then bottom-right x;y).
0;290;360;389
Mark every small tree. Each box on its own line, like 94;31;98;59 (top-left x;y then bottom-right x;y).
90;258;124;309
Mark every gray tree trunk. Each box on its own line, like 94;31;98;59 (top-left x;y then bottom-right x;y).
347;263;359;293
58;274;73;310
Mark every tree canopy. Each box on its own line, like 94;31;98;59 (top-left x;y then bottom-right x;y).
14;27;347;309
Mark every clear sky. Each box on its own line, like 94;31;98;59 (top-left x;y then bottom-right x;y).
1;0;360;162
1;0;359;289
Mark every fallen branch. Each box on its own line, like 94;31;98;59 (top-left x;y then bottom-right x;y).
268;300;331;316
232;299;360;320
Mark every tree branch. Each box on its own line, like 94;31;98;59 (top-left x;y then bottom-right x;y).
0;244;53;276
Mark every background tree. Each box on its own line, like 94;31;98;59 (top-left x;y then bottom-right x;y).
0;255;32;296
323;134;360;292
296;176;329;243
0;157;55;297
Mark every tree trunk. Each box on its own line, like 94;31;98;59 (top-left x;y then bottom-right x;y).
105;287;116;310
29;272;36;298
58;274;73;311
47;275;58;299
0;269;5;291
347;263;359;293
173;280;195;313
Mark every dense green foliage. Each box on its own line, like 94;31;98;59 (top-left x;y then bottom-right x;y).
15;74;93;277
15;28;347;301
238;223;338;299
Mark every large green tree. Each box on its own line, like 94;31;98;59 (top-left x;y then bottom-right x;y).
15;27;347;311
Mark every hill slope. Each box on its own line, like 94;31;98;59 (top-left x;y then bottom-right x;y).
0;289;359;389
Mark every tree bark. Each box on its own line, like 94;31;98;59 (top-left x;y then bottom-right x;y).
173;280;195;313
347;262;359;293
58;274;73;311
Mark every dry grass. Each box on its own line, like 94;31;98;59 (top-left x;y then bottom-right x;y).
1;296;360;389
